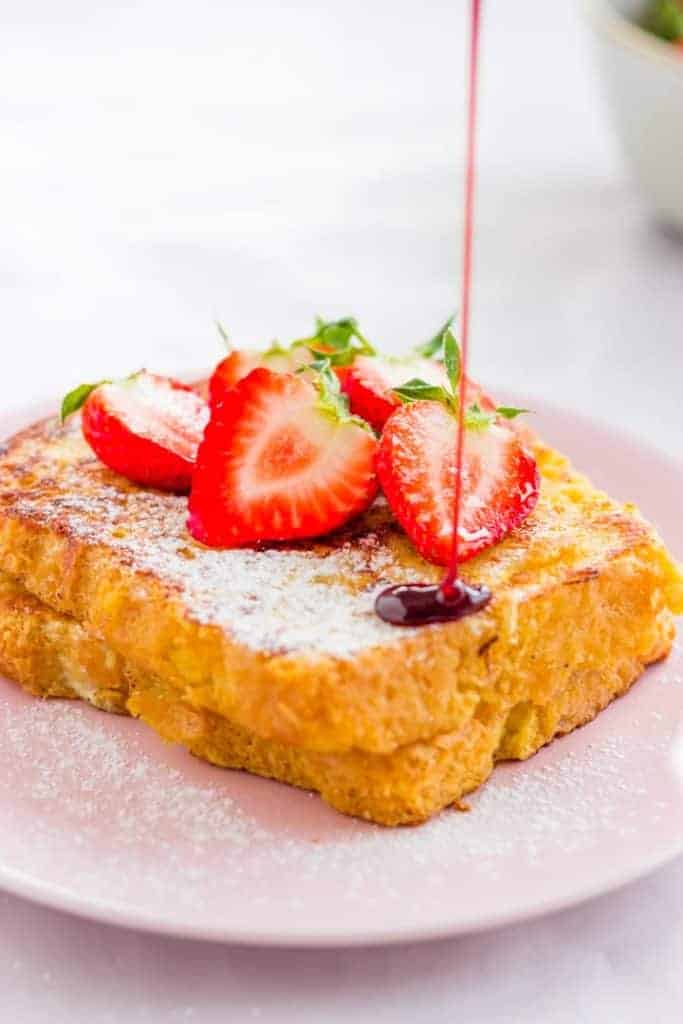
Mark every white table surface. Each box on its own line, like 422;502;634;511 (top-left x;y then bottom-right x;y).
1;1;682;1020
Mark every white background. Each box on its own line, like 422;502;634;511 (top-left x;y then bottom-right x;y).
1;1;682;1020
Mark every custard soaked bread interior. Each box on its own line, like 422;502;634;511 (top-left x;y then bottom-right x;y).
0;413;680;823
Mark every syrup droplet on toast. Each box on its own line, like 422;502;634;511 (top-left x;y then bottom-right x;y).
374;579;491;627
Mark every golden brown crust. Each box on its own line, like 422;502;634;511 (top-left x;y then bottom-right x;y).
0;569;673;824
0;572;128;712
0;415;681;757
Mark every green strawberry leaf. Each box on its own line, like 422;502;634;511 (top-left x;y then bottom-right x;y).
293;316;376;366
215;321;231;348
642;0;683;41
308;357;373;431
306;342;358;368
302;356;332;375
442;328;461;396
262;339;289;358
464;402;496;431
414;314;455;359
393;378;453;406
60;381;108;422
316;318;356;351
495;406;529;420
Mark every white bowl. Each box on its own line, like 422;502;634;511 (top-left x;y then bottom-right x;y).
585;0;683;229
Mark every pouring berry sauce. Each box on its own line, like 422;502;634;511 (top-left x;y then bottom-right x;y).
375;0;493;627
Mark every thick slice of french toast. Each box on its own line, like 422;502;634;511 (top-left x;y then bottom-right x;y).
0;413;681;764
0;569;676;825
0;571;128;713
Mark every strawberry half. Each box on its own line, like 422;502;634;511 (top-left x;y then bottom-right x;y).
188;368;378;547
209;317;375;410
209;346;310;409
343;355;495;432
376;400;539;565
62;371;209;493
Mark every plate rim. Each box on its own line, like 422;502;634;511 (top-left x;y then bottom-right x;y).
0;392;682;947
0;831;681;947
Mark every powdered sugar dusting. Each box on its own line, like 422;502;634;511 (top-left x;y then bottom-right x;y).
3;413;678;660
13;483;416;656
2;696;267;851
0;644;681;941
3;418;431;656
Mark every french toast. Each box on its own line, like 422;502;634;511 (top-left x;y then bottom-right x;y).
0;571;128;714
0;412;681;823
0;565;677;825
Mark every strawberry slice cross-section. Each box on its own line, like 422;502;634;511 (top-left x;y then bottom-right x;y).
376;400;540;566
188;368;379;547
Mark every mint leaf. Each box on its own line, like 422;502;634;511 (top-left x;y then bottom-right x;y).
215;321;230;347
300;356;331;375
316;318;357;351
442;328;461;396
464;403;496;431
294;315;376;365
464;404;530;430
60;381;108;422
310;357;373;431
642;0;683;41
332;318;374;355
263;340;288;358
307;343;358;369
316;362;346;414
496;406;529;420
393;379;453;406
414;314;455;359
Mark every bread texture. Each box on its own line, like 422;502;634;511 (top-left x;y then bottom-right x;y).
0;569;675;825
0;413;681;755
0;571;128;713
0;410;680;824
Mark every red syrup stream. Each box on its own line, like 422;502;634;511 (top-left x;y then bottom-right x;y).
375;0;492;627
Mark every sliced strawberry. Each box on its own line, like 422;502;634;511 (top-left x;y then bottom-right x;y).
66;371;209;493
209;351;262;400
376;401;539;565
343;355;495;432
188;368;378;547
209;347;311;409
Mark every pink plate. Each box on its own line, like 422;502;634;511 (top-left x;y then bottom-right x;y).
0;397;681;946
